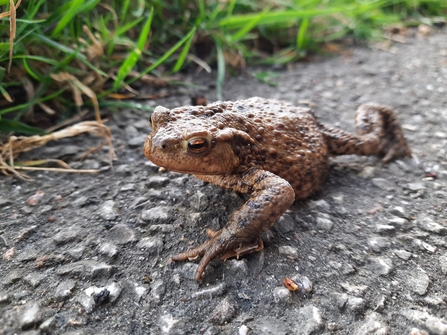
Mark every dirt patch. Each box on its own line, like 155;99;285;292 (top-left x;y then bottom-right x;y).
1;29;446;334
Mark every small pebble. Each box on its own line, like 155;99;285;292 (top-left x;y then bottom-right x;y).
191;283;226;299
405;266;430;295
368;237;391;253
97;200;118;221
340;282;369;296
239;325;249;335
137;237;163;255
371;178;394;191
417;216;446;235
106;224;136;245
293;305;324;334
316;214;333;231
402;309;447;334
150;280;166;304
209;297;238;324
26;191;45;206
355;312;389;335
439;253;447;275
54;279;76;301
140;206;172;225
98;242;119;257
278;245;299;259
18;301;42;329
146;176;170;188
273;287;292;302
368;257;394;276
394;249;412;261
376;224;396;234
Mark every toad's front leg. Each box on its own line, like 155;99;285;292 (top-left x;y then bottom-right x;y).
171;168;295;281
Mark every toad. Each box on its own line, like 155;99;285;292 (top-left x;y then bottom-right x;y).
143;97;411;281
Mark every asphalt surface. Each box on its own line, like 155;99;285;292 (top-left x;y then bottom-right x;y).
0;27;446;335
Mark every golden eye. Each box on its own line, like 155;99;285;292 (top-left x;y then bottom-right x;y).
187;138;209;154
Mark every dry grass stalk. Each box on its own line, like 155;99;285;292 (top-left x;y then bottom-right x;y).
50;72;116;162
0;0;22;72
0;121;114;181
0;166;100;174
81;25;104;61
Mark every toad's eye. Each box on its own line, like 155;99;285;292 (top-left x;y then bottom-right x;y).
187;138;209;154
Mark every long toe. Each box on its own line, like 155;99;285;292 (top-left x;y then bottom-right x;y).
195;238;227;281
171;239;213;261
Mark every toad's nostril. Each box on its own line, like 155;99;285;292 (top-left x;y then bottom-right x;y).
161;144;167;149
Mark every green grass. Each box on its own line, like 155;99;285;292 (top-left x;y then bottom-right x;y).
0;0;446;135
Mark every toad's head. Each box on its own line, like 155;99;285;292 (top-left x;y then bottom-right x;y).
144;104;253;175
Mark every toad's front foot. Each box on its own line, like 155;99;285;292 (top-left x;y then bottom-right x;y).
171;170;295;281
171;229;261;281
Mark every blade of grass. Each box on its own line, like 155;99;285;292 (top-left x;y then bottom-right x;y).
22;57;42;81
0;55;83;79
0;84;13;102
229;6;269;42
172;27;196;73
13;18;46;23
25;0;45;19
196;0;206;24
107;26;197;92
0;81;21;88
0;42;10;52
115;16;144;36
113;8;154;90
209;3;223;22
52;0;86;36
226;0;237;17
78;0;100;13
0;55;59;66
8;23;40;51
219;6;375;29
0;119;47;135
36;34;87;60
121;0;130;19
296;17;309;51
0;88;66;115
34;34;108;77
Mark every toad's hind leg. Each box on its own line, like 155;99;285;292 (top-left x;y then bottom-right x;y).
318;103;411;163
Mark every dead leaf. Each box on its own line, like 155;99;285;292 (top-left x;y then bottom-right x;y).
283;277;299;291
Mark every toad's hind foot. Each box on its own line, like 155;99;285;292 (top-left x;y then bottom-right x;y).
170;229;262;281
357;104;412;163
319;103;411;163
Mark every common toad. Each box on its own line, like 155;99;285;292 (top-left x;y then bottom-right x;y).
143;97;411;281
